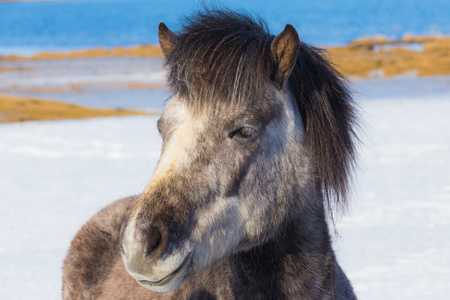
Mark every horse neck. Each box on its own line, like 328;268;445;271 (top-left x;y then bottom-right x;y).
227;196;335;298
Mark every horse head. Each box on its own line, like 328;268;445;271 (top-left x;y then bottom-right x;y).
120;10;357;293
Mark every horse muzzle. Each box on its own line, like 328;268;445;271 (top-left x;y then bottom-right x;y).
120;216;193;292
132;252;192;292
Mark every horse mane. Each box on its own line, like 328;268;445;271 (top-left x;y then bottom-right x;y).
164;9;272;106
163;9;358;209
288;45;358;209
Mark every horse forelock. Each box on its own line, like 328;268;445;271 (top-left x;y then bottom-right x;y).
164;9;273;109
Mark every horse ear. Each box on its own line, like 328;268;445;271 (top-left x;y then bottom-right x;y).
270;24;300;88
158;22;177;57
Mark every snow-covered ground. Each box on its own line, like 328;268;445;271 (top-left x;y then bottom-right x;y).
336;96;450;299
1;78;450;299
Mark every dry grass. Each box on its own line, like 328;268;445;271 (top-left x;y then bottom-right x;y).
0;45;163;61
0;94;155;123
125;82;166;89
0;66;33;73
326;35;450;78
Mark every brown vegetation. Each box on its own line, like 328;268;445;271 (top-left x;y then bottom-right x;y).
125;82;166;89
0;94;155;123
326;35;450;78
0;66;33;73
0;45;163;61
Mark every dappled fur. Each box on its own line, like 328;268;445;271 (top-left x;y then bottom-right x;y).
62;196;138;299
63;9;358;299
64;197;355;299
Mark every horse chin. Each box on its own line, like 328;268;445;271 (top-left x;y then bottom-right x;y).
133;252;192;293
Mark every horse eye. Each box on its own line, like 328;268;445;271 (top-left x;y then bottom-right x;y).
229;127;256;138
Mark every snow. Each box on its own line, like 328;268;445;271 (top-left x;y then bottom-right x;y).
1;79;450;299
0;116;162;299
335;97;450;299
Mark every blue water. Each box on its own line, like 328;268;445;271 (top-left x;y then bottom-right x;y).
0;0;449;55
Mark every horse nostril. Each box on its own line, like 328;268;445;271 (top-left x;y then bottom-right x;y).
146;225;162;256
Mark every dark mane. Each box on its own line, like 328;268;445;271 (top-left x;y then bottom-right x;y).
289;45;358;209
164;9;358;208
164;9;273;106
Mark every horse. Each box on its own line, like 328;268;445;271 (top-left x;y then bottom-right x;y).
62;9;359;299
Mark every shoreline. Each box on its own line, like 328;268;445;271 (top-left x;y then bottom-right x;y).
0;94;157;123
1;35;449;78
1;45;164;61
0;35;448;124
326;35;450;78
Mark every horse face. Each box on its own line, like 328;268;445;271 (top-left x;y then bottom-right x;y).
121;88;309;291
121;23;306;293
